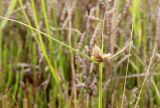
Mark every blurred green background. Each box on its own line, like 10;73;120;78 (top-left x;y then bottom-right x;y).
0;0;160;108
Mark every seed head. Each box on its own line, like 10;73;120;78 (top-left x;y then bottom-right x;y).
91;45;112;62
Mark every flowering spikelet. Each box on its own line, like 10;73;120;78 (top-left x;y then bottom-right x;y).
91;45;112;62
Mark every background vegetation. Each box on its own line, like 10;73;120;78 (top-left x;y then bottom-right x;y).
0;0;160;108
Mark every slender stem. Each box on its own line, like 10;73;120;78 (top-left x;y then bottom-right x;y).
134;44;157;107
0;16;95;63
98;14;105;108
121;0;136;107
98;63;103;108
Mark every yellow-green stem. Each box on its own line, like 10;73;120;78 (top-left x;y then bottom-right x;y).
98;63;103;108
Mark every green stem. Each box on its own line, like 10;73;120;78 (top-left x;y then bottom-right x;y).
0;16;96;63
98;63;103;108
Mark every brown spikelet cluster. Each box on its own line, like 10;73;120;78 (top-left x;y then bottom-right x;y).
91;45;112;62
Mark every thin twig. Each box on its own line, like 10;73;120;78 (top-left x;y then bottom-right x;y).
134;44;157;107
